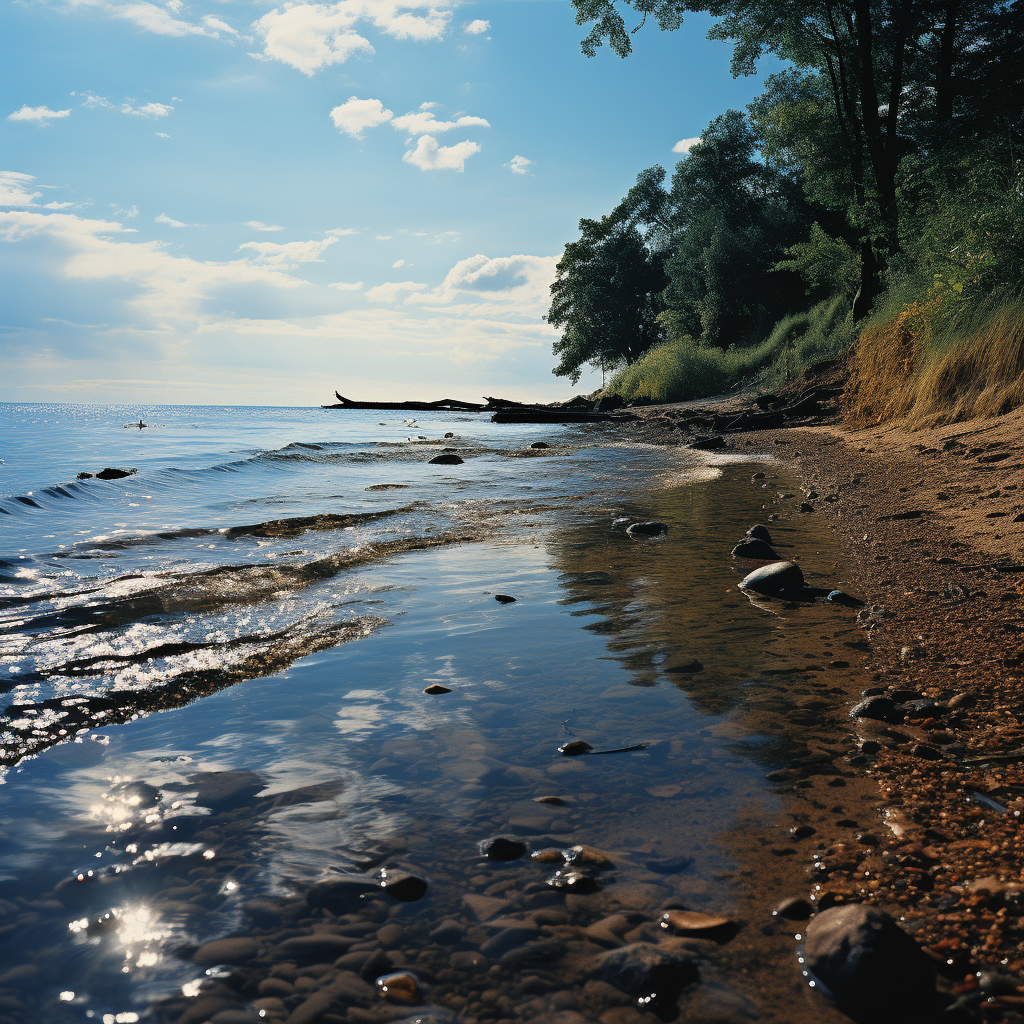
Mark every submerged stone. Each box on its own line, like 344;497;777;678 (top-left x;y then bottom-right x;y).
377;867;428;902
376;972;422;1005
479;836;527;861
659;909;733;935
423;684;452;694
546;870;601;893
590;943;699;1014
558;740;593;756
731;538;780;560
626;521;668;537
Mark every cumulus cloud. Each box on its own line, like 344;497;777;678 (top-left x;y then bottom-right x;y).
8;105;71;123
506;155;532;175
365;280;426;302
237;236;338;266
155;213;189;227
439;253;554;295
329;280;363;290
419;101;439;110
463;19;488;33
253;1;450;75
245;220;285;231
391;109;489;134
402;135;479;171
0;171;43;207
672;137;701;154
330;96;393;138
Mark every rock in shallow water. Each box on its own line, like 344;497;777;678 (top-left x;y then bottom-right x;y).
376;971;422;1005
659;910;733;935
591;943;699;1016
850;696;903;724
377;867;428;902
428;452;464;465
494;594;516;604
558;740;593;756
738;560;805;598
626;521;668;537
423;683;452;695
479;835;527;861
731;538;780;560
746;524;772;542
804;904;940;1024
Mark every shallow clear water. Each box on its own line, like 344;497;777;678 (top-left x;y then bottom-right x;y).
0;404;858;1024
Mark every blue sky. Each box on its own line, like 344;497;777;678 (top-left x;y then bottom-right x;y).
1;0;776;404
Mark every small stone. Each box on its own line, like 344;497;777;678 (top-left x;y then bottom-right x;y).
479;836;527;861
533;795;565;805
376;972;421;1005
564;845;614;870
689;436;726;450
558;740;593;756
790;825;816;839
659;909;732;934
376;923;404;947
546;870;601;893
731;538;780;560
590;943;699;1011
910;743;942;760
494;594;516;604
377;867;428;902
827;590;865;608
751;473;766;482
661;655;703;674
530;441;549;449
626;521;668;537
423;684;452;695
450;950;488;969
444;432;454;438
860;740;882;754
428;452;463;465
772;897;812;921
798;502;815;513
746;524;772;542
95;467;137;480
531;848;566;864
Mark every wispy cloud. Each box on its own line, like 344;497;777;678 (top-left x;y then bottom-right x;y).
237;236;338;266
329;280;363;290
245;220;285;231
391;110;489;134
0;171;43;207
8;105;71;123
155;212;189;227
78;92;174;118
365;279;427;302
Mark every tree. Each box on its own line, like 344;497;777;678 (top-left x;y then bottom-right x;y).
548;217;668;383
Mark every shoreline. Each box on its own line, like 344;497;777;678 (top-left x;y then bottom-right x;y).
633;399;1024;1013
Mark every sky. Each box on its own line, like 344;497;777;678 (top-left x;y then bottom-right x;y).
0;0;778;404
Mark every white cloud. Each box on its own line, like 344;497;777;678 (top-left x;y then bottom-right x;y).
122;101;173;117
245;220;285;231
403;136;479;172
463;19;488;34
156;132;171;138
8;105;72;123
325;227;357;235
237;236;338;266
251;1;452;76
365;280;426;302
419;101;439;110
329;280;363;290
672;137;701;154
201;15;236;34
43;201;76;209
155;213;188;227
113;204;139;218
79;93;174;118
112;2;222;37
506;155;532;175
376;234;392;240
437;253;556;297
391;258;405;268
0;171;43;207
330;96;393;138
391;109;489;134
253;6;373;76
0;209;307;326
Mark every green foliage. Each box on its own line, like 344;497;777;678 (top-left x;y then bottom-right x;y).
775;223;861;302
548;218;667;383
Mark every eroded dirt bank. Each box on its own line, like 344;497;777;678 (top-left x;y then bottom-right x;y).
635;399;1024;1020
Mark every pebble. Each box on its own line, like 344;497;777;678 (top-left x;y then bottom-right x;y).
731;538;780;560
423;684;451;695
546;870;601;893
428;453;463;465
746;523;772;542
798;502;815;512
564;845;614;870
659;909;732;934
479;836;528;861
494;594;516;604
533;795;566;805
772;897;812;921
375;972;422;1005
193;937;259;965
850;696;903;723
376;867;428;902
590;943;699;1011
530;441;549;449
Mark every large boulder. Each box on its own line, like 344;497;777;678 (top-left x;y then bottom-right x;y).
738;560;805;598
804;905;940;1024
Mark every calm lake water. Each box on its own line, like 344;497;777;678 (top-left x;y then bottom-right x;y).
0;404;859;1024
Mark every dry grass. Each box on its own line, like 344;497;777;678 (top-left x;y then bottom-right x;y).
844;298;1024;429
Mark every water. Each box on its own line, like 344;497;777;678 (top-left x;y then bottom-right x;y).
0;404;859;1023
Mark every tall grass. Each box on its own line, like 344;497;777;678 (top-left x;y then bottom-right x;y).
844;294;1024;428
606;296;857;403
